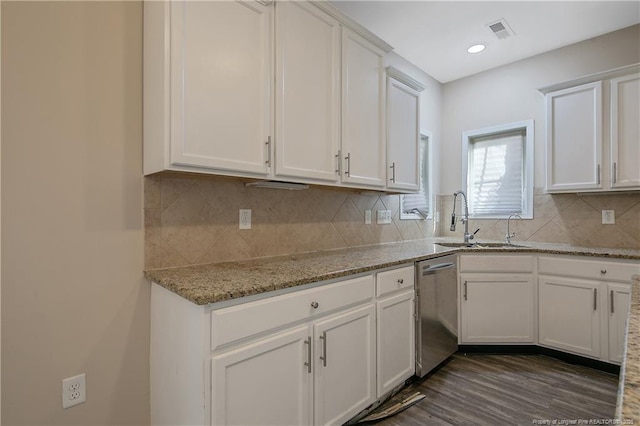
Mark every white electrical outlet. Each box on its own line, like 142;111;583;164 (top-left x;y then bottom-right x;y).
377;210;392;224
62;373;86;409
602;210;615;224
365;210;372;224
239;209;251;229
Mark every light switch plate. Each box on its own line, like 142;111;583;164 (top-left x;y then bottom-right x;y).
365;210;372;224
377;210;392;224
602;210;615;224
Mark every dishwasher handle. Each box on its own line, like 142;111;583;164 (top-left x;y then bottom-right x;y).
422;262;455;275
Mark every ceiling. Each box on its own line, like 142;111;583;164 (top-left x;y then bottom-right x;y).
331;1;640;83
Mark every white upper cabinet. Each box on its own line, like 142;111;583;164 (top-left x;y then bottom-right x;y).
545;81;603;192
341;27;387;188
144;1;273;177
386;68;424;192
542;66;640;193
610;73;640;190
274;2;341;183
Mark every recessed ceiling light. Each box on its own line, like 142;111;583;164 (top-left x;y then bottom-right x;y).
467;44;486;54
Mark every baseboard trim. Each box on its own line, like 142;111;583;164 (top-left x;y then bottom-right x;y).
457;345;620;374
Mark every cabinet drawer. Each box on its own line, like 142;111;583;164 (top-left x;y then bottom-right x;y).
211;274;374;351
538;256;640;283
459;254;534;273
376;265;415;297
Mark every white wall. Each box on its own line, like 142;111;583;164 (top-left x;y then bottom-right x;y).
2;2;148;425
441;24;640;194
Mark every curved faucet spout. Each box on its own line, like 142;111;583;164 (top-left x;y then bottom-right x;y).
451;190;476;244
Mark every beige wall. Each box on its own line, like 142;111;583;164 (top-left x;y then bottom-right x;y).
1;2;148;425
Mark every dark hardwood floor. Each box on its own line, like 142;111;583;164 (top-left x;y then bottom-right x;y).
373;354;619;426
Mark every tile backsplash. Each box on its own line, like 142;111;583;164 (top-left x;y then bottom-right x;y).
438;190;640;249
145;174;434;269
145;175;639;269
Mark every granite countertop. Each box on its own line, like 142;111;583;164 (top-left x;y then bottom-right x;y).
617;274;640;422
144;238;640;306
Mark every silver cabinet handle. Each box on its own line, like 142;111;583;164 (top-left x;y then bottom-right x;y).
319;331;327;367
397;278;404;284
265;136;271;166
304;337;312;373
596;164;601;185
593;288;598;311
463;281;468;301
310;301;319;309
344;153;351;177
390;162;396;183
613;162;617;184
335;150;341;175
610;290;615;314
601;269;607;275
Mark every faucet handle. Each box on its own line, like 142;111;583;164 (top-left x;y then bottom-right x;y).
470;228;480;240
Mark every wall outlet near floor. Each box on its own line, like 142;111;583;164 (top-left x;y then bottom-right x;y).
602;210;615;225
377;210;392;224
62;373;86;409
239;209;251;229
365;210;372;224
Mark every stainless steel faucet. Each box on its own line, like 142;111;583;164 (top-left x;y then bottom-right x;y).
506;213;522;244
451;190;478;245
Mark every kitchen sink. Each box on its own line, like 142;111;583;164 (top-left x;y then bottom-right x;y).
436;242;528;248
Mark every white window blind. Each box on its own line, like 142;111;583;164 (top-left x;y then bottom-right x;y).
468;130;525;216
401;135;429;218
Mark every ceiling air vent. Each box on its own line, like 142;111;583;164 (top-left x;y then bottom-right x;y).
486;18;515;40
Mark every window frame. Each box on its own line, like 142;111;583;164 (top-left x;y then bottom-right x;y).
461;119;534;219
400;130;432;220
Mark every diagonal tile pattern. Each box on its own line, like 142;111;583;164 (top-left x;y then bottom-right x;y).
144;174;432;269
145;174;639;270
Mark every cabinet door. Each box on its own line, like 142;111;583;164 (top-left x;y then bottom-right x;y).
211;325;312;426
341;27;386;188
460;274;534;343
608;283;632;364
170;1;271;175
386;76;420;191
538;276;601;358
274;2;340;183
610;73;640;190
314;304;376;426
376;290;415;398
545;82;602;192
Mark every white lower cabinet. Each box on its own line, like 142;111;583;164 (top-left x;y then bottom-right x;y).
537;255;638;363
313;304;376;426
538;275;601;358
211;325;313;425
151;265;416;426
607;283;632;363
376;265;416;398
458;254;535;344
460;274;535;343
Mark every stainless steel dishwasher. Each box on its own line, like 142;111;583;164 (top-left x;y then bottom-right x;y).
415;255;458;377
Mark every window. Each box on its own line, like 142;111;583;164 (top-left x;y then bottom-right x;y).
462;120;533;219
400;132;431;220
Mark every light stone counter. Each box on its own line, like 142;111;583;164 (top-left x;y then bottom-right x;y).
144;238;640;306
617;274;640;422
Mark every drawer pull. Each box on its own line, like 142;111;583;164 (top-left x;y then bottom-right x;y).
397;278;404;285
593;288;597;311
304;337;312;373
611;290;615;314
319;332;327;367
601;269;607;275
310;302;319;309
